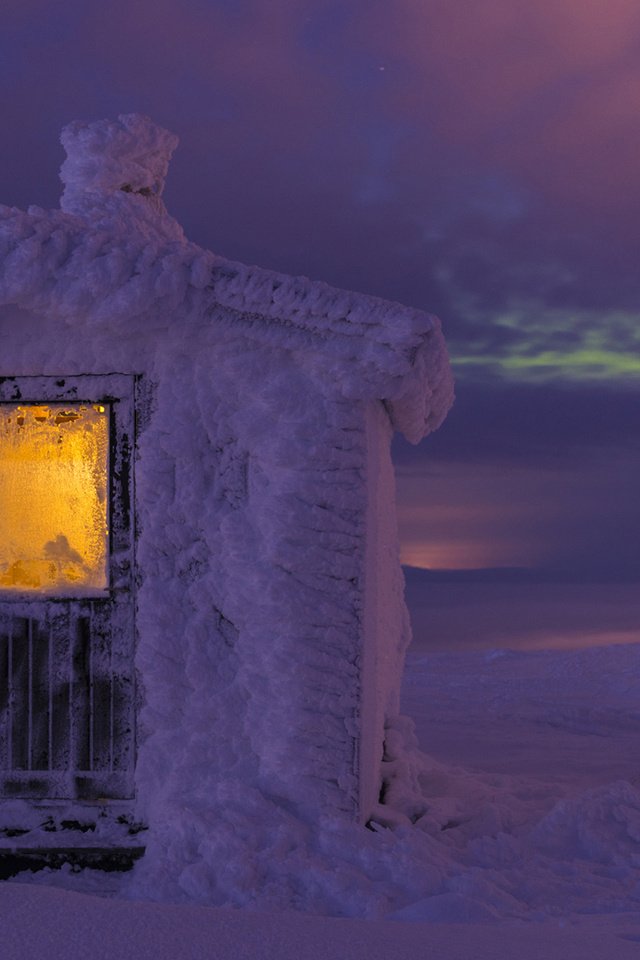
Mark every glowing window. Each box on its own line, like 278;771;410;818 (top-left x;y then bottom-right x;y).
0;404;109;596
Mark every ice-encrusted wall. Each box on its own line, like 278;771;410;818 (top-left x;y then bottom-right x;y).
0;115;453;908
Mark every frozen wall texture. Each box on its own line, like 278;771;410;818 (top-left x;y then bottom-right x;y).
0;115;453;909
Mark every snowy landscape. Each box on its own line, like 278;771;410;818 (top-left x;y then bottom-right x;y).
3;576;640;958
1;4;640;956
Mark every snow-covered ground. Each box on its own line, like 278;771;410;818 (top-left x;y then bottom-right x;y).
3;582;640;957
400;641;640;919
5;881;640;960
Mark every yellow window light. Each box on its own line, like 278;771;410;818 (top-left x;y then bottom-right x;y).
0;403;109;596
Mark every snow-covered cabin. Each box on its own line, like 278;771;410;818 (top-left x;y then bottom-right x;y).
0;115;452;884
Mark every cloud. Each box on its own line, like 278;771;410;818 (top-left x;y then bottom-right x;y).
447;300;640;385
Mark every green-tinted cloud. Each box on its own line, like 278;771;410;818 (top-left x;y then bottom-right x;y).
448;301;640;385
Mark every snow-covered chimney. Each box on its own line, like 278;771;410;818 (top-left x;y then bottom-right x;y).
59;114;180;231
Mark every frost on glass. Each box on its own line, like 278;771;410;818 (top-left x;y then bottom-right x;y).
0;404;109;596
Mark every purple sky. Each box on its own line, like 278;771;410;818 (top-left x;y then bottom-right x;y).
3;0;639;581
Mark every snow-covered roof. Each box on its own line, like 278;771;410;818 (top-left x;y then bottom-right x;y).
0;114;453;443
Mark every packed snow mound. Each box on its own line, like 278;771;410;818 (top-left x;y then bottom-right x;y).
60;113;178;209
393;641;640;923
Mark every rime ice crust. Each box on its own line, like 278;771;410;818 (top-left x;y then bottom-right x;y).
0;115;454;912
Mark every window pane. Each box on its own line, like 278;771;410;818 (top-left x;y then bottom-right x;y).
0;404;109;596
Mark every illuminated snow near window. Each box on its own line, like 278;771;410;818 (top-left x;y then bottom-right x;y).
0;404;109;595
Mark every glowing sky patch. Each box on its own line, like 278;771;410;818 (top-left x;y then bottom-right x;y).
396;448;640;575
